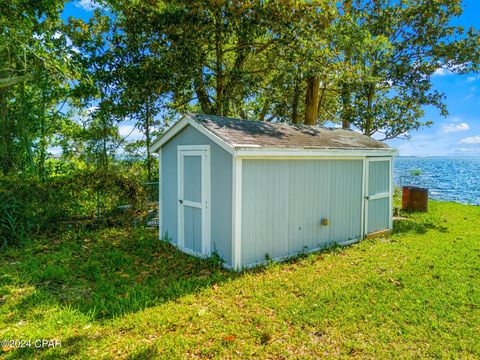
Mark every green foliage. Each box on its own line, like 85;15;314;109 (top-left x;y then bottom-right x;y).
65;0;480;138
0;165;148;243
0;0;82;176
410;169;422;176
0;193;26;248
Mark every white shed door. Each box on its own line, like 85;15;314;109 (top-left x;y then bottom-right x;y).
365;158;392;235
177;146;210;256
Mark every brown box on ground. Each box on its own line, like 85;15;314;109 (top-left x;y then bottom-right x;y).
402;186;428;212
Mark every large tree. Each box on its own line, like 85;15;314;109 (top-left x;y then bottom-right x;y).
69;0;480;147
335;0;480;139
0;0;80;176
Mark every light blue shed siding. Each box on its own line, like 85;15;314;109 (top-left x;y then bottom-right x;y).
161;125;233;265
183;156;202;203
367;197;390;233
241;159;364;266
368;160;390;195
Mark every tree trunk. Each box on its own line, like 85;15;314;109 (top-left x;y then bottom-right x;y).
364;83;375;136
340;82;351;129
304;76;319;125
0;88;14;175
215;15;224;115
259;96;269;122
223;33;248;117
145;101;152;181
194;72;212;114
316;75;328;123
38;109;47;180
0;76;27;89
38;90;47;180
0;89;8;175
292;77;301;124
341;0;352;129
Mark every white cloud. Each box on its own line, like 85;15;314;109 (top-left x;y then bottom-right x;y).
433;64;467;77
455;146;480;154
119;125;144;141
48;146;63;157
441;122;470;133
434;68;452;76
75;0;101;11
460;135;480;144
86;106;99;114
467;76;478;82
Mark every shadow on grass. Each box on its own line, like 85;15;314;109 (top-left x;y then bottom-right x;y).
393;216;448;235
1;227;237;322
2;214;447;329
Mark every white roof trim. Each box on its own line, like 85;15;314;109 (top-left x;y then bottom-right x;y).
235;147;398;158
151;115;235;155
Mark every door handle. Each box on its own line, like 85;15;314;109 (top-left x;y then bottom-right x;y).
179;199;183;204
365;196;370;200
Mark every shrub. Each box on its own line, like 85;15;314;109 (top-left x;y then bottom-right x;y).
0;166;149;247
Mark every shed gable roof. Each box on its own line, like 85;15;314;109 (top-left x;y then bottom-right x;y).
191;113;390;150
152;113;395;154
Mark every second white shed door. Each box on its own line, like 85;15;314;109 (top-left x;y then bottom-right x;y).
365;157;392;235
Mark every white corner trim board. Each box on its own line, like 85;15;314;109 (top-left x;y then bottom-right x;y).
231;157;242;270
158;148;163;239
360;157;366;239
389;157;393;230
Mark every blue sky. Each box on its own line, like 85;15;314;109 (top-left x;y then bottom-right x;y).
64;0;480;157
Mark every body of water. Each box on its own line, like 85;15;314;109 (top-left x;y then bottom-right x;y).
394;157;480;205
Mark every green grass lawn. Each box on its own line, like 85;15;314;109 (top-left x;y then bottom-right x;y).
0;200;479;358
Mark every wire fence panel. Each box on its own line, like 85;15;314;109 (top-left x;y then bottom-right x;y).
142;182;160;204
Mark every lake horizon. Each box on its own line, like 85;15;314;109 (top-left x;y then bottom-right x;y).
393;156;480;206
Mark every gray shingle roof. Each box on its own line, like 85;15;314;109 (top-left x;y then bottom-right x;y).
188;113;390;150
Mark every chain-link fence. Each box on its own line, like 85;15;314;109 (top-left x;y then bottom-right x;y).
94;182;159;228
141;182;159;228
142;182;160;204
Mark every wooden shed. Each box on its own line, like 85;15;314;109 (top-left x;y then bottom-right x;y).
152;114;396;269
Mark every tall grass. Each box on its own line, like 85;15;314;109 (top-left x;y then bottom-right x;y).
0;193;25;248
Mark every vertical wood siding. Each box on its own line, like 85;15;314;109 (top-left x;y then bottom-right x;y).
183;156;202;203
183;206;202;253
241;159;363;266
368;160;390;195
367;197;390;234
366;159;391;233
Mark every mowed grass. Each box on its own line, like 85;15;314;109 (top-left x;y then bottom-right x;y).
0;200;479;358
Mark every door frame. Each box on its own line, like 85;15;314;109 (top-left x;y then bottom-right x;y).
177;145;211;256
364;156;393;237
